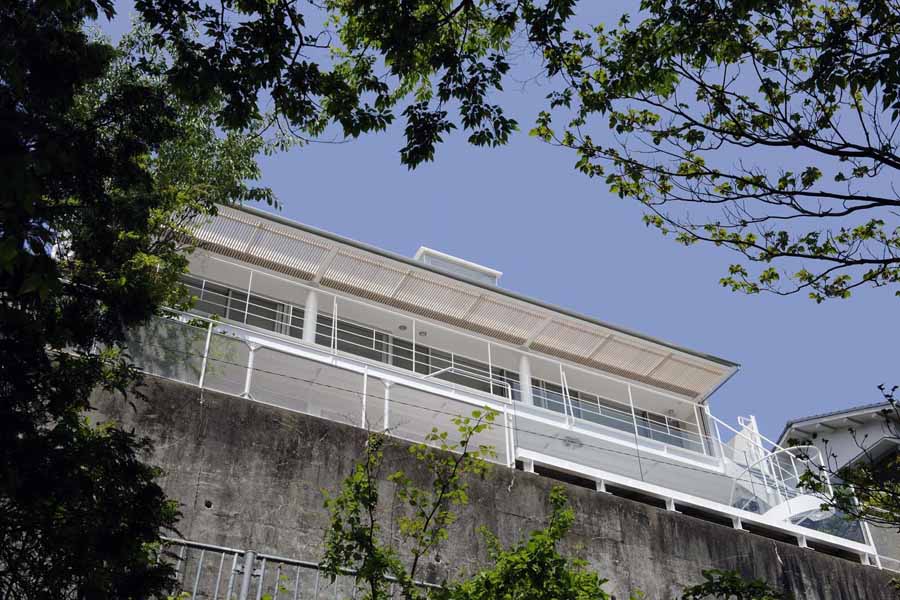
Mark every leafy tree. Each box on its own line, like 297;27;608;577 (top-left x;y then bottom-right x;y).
1;1;575;596
0;4;270;596
321;417;788;600
443;486;611;600
681;570;788;600
533;0;900;302
321;409;498;600
133;0;578;167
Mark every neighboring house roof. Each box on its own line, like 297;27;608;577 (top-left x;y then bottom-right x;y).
776;401;894;447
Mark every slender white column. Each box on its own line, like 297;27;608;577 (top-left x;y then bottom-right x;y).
383;381;392;431
303;290;319;344
518;354;533;405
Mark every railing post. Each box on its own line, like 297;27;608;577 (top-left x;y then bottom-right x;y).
503;406;513;467
856;493;882;567
383;381;391;431
331;296;338;353
487;343;494;395
238;551;255;600
559;363;573;427
191;550;206;599
627;383;645;481
242;343;258;398
361;366;368;427
198;321;213;389
243;272;253;324
711;411;725;459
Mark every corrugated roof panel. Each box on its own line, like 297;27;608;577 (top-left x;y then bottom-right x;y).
466;298;546;345
533;321;606;357
592;338;668;377
193;210;259;257
392;273;480;321
651;357;721;393
322;251;408;299
247;227;329;280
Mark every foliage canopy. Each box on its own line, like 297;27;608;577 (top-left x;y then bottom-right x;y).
534;0;900;301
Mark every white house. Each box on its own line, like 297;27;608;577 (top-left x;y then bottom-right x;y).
779;403;900;569
128;204;881;565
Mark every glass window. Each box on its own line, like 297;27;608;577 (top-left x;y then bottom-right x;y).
315;315;391;363
533;379;566;414
391;338;414;371
225;290;247;323
443;355;492;394
490;368;518;399
180;276;230;317
245;294;280;332
289;307;304;339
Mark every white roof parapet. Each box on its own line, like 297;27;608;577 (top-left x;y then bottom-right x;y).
189;205;739;400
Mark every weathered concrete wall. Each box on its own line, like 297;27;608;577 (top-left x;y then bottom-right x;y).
93;377;895;599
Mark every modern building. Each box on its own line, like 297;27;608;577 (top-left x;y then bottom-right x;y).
128;204;881;566
779;403;900;569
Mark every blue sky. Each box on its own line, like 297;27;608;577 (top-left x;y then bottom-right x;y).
102;2;896;439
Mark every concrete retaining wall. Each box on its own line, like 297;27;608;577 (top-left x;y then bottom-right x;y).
92;376;895;599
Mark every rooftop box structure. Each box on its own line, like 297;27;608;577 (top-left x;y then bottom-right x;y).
413;247;502;287
126;204;880;566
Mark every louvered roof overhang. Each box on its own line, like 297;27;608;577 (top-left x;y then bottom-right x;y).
190;205;739;401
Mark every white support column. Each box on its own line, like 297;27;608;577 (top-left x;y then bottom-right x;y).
595;479;610;494
242;343;259;398
383;381;392;431
627;383;645;481
503;407;513;468
522;458;535;473
361;366;368;428
243;272;253;324
796;535;809;549
302;290;318;345
518;353;533;405
692;403;705;454
331;295;338;353
731;516;745;531
198;321;213;390
559;363;573;426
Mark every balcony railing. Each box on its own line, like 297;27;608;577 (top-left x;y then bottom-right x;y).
179;271;710;457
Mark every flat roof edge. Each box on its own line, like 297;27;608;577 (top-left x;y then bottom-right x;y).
231;204;740;369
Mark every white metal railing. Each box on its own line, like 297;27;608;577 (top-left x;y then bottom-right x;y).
159;537;439;600
180;270;711;457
